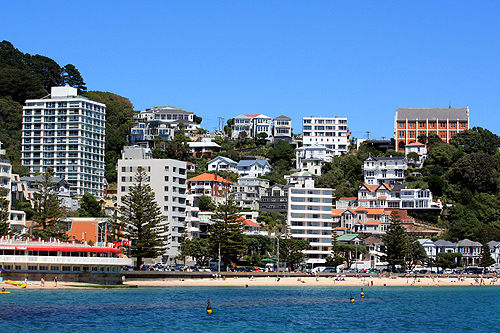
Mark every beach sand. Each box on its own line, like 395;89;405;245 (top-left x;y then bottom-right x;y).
2;275;497;290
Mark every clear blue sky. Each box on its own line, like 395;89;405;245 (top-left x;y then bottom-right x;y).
3;1;500;139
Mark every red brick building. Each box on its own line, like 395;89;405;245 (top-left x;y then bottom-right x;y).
394;107;469;152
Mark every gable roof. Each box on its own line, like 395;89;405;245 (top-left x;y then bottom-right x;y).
274;115;291;120
405;142;426;147
337;234;360;242
237;217;261;227
187;173;232;183
237;160;270;168
209;156;237;165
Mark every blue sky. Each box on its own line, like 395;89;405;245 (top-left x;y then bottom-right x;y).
3;1;500;139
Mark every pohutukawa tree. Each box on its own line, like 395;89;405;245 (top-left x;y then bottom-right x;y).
117;167;167;270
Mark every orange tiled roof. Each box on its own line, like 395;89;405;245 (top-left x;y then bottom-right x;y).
363;184;379;192
237;217;260;227
339;197;357;201
365;208;385;215
332;209;345;216
245;114;259;117
187;173;232;183
405;142;426;147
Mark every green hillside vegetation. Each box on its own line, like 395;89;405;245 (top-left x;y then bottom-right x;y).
0;40;134;180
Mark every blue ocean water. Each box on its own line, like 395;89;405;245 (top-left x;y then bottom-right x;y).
0;286;498;333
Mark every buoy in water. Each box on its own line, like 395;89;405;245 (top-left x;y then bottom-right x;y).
361;288;364;298
206;299;212;314
350;292;355;303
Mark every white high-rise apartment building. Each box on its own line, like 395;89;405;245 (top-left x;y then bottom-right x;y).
22;86;106;197
302;116;349;155
286;171;333;264
117;146;187;264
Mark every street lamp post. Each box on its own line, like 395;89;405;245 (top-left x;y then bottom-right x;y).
277;236;280;279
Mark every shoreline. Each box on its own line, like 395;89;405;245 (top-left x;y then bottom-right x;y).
3;275;497;290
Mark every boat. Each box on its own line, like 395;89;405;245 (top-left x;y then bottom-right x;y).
0;291;10;294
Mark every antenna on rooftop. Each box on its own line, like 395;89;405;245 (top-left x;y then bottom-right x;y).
366;131;370;140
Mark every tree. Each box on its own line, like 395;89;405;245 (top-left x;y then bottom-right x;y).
189;237;211;266
197;195;214;211
209;193;247;267
0;189;11;236
194;115;202;124
450;127;500;155
78;192;106;217
479;242;495;268
177;225;192;266
407;152;420;166
382;210;409;272
449;153;499;195
278;236;311;269
266;140;295;167
245;235;274;265
405;238;427;271
62;64;87;93
336;243;367;270
117;167;167;270
31;169;67;239
325;232;347;267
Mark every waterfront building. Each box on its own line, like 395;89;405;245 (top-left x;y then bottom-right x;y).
22;86;106;197
394;107;469;152
302;116;349;155
286;171;333;264
0;236;131;284
117;147;187;264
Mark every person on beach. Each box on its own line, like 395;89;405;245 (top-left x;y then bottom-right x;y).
54;276;57;287
41;277;45;287
2;287;5;292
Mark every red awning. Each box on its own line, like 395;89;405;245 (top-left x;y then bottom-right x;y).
0;245;120;253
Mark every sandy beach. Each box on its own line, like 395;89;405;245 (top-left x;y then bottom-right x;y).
2;275;498;290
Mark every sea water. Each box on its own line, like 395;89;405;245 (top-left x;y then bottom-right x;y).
0;286;498;332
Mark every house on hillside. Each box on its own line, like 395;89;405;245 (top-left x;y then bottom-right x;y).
207;156;238;173
237;160;272;177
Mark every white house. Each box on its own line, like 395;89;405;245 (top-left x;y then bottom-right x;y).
273;115;292;141
296;144;334;174
302;116;350;155
363;155;408;185
417;239;437;259
488;241;500;265
207;156;238;173
237;160;272;177
405;142;428;168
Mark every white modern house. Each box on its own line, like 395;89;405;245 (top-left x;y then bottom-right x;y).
117;146;188;265
207;156;238;173
363;155;408;185
237;160;272;177
418;239;437;259
286;171;333;264
22;86;106;197
302;116;349;155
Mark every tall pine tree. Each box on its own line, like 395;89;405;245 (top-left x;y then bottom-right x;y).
117;167;167;270
479;242;495;268
209;192;247;268
31;169;67;239
382;210;409;273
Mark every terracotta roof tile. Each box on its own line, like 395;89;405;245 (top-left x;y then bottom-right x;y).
187;173;232;183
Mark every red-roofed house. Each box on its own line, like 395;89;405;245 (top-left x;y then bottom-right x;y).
188;173;232;205
237;217;263;235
